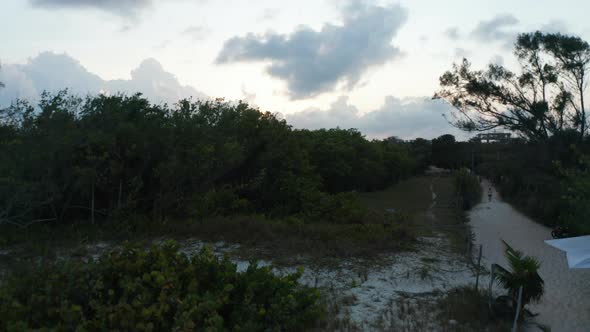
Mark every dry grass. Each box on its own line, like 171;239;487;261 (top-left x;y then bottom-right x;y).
0;214;416;269
374;287;512;331
155;215;416;262
358;177;433;214
359;174;470;254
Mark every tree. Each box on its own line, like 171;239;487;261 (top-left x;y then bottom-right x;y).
435;31;590;141
0;90;423;227
557;154;590;235
542;33;590;137
431;134;461;169
493;241;544;315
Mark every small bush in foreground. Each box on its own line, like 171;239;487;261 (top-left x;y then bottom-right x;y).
0;241;324;331
436;287;511;331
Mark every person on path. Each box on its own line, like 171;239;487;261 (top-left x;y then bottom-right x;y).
488;187;492;202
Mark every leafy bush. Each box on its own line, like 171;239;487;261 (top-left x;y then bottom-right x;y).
493;241;544;311
0;92;420;228
0;241;324;331
454;168;482;210
558;155;590;234
189;187;253;218
300;191;369;224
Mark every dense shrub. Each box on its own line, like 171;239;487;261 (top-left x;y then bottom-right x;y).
0;241;324;331
0;92;421;228
558;156;590;234
454;168;482;210
474;139;578;228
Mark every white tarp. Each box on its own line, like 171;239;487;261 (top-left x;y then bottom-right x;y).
545;235;590;269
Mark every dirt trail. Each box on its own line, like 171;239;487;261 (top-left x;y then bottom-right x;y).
469;180;590;332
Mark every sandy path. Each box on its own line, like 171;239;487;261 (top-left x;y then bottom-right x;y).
469;180;590;331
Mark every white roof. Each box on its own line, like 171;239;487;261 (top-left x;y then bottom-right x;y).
545;235;590;269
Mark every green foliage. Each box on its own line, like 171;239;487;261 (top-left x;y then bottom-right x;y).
431;134;474;170
557;154;590;234
0;241;324;331
295;129;415;193
436;31;590;141
493;241;544;310
435;286;512;331
454;168;482;210
474;138;576;228
0;92;420;228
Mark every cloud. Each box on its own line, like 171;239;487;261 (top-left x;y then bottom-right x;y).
285;95;465;140
454;47;470;59
119;24;133;32
259;8;279;21
471;14;519;47
182;26;208;41
445;27;460;40
216;3;407;99
540;20;569;34
240;84;256;104
490;54;504;66
30;0;152;17
107;58;208;104
0;52;207;107
154;40;171;50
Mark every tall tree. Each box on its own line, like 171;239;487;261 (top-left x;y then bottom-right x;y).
435;31;590;141
541;33;590;137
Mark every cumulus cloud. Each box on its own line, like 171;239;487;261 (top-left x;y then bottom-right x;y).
445;27;461;40
240;84;256;104
259;8;279;21
471;14;519;47
216;3;407;99
540;20;569;34
490;54;504;66
183;25;208;41
286;95;465;140
0;52;207;107
30;0;152;17
454;47;470;59
107;58;208;104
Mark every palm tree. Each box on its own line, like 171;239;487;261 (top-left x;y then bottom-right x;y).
493;240;544;315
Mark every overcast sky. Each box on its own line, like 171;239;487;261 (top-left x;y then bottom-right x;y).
1;0;589;139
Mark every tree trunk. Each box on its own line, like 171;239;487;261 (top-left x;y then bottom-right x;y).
580;81;586;139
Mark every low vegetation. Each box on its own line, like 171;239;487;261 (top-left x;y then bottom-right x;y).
493;241;544;318
428;133;590;236
0;241;324;331
454;168;482;210
436;287;512;331
0;92;428;252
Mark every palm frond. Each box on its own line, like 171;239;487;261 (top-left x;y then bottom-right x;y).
495;240;545;306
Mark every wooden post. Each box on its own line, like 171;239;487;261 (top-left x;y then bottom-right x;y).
475;245;483;290
512;286;524;332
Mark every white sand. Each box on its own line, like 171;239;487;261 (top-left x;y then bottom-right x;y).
469;180;590;332
170;236;477;330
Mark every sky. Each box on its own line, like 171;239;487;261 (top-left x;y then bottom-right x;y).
1;0;590;139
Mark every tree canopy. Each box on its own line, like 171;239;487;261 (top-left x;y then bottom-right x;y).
435;31;590;141
0;91;423;228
